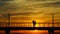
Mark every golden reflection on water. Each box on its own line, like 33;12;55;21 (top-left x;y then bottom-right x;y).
0;30;60;34
10;30;60;34
10;30;48;34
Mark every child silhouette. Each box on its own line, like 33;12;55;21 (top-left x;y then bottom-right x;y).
32;20;36;27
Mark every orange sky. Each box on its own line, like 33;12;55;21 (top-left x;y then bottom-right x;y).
0;0;60;23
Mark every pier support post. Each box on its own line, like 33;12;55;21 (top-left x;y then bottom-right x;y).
48;28;54;34
5;28;10;34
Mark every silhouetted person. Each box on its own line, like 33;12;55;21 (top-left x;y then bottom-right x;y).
32;20;36;27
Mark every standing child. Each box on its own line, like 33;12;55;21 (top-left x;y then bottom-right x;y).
32;20;36;27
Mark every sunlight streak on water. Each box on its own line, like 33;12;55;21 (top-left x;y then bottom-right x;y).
0;30;60;34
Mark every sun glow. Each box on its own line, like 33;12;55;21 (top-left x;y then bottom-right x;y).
34;30;38;31
35;24;39;27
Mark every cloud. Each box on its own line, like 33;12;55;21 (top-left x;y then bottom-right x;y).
44;1;60;7
27;1;60;8
0;2;5;6
27;0;46;2
0;0;60;22
10;12;33;16
0;0;13;1
0;0;60;14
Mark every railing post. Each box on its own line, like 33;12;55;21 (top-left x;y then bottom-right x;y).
5;14;10;34
48;13;54;34
51;13;54;27
44;23;45;27
7;14;10;27
48;28;54;34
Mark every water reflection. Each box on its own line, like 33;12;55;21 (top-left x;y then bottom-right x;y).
10;30;60;34
10;30;48;34
0;30;60;34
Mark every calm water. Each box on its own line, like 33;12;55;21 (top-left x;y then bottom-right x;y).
0;30;60;34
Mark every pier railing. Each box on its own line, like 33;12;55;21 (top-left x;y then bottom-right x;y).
0;22;60;27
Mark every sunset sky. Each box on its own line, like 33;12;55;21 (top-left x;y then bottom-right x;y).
0;0;60;22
